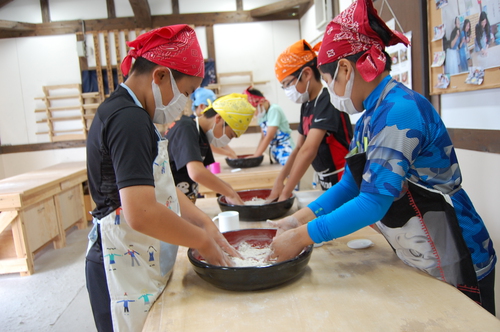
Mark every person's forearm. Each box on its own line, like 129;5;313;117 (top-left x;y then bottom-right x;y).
281;146;316;197
254;127;277;156
254;136;272;156
293;207;317;225
211;145;236;158
276;147;298;182
121;187;211;249
177;187;213;228
307;192;393;243
190;166;239;200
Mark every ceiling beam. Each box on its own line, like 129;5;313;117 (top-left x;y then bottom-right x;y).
172;0;179;15
0;10;300;38
0;20;36;31
40;0;50;23
129;0;151;28
0;0;13;10
250;0;310;18
298;0;314;19
106;0;116;19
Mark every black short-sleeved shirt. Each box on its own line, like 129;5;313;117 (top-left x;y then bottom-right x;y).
86;86;158;219
165;115;215;198
298;87;352;178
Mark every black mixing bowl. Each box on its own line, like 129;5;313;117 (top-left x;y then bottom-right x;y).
218;188;295;221
225;154;264;168
187;228;313;291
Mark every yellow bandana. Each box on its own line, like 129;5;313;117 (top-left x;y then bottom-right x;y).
206;93;255;137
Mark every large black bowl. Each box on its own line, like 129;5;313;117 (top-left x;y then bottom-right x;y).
225;154;264;168
218;188;295;221
187;228;313;291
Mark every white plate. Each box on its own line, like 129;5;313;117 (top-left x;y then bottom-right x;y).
347;239;373;249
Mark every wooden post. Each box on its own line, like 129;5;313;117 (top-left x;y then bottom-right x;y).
92;32;105;101
114;30;124;84
103;31;114;95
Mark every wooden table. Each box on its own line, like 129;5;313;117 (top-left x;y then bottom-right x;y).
143;197;500;331
198;161;283;198
0;162;88;276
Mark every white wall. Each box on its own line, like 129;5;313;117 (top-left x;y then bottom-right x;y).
441;88;500;130
0;35;82;146
440;88;500;317
0;0;42;23
300;3;326;45
213;20;301;124
455;149;500;317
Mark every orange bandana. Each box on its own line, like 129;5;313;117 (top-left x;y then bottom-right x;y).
274;40;321;82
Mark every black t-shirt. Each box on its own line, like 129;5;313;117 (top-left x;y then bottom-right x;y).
86;86;158;219
298;87;352;175
165;115;215;197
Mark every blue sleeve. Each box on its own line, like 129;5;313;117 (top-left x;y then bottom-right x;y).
307;165;359;216
307;191;393;243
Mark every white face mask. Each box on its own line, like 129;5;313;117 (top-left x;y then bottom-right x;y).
283;70;310;104
151;68;188;124
327;65;358;115
206;121;231;148
256;104;266;120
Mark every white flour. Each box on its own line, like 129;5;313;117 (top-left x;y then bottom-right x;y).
243;197;267;206
231;241;276;267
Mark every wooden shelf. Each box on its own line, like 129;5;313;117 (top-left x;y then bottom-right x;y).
34;84;101;142
207;71;269;95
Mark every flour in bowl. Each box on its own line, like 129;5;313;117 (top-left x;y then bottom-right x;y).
231;241;276;267
243;197;267;206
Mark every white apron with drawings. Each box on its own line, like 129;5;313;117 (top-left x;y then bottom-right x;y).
90;129;179;331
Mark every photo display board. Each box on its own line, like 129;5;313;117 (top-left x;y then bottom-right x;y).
428;0;500;95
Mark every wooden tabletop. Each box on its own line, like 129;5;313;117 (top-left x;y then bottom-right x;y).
198;159;283;197
143;196;500;331
0;161;87;209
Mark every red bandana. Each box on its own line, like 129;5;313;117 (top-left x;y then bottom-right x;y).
242;87;265;107
121;24;204;78
317;0;409;82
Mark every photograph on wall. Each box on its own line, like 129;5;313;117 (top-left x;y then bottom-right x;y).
435;73;451;88
431;51;447;67
436;0;449;9
387;31;412;89
441;0;500;76
465;66;485;84
432;24;446;41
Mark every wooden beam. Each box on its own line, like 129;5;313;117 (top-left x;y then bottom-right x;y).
0;128;499;155
0;20;36;31
129;0;151;28
172;0;179;15
0;11;299;39
0;140;87;154
93;32;105;101
447;129;500;154
205;25;215;60
106;0;116;19
40;0;50;23
236;0;243;11
250;0;310;17
298;0;314;19
0;0;13;9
